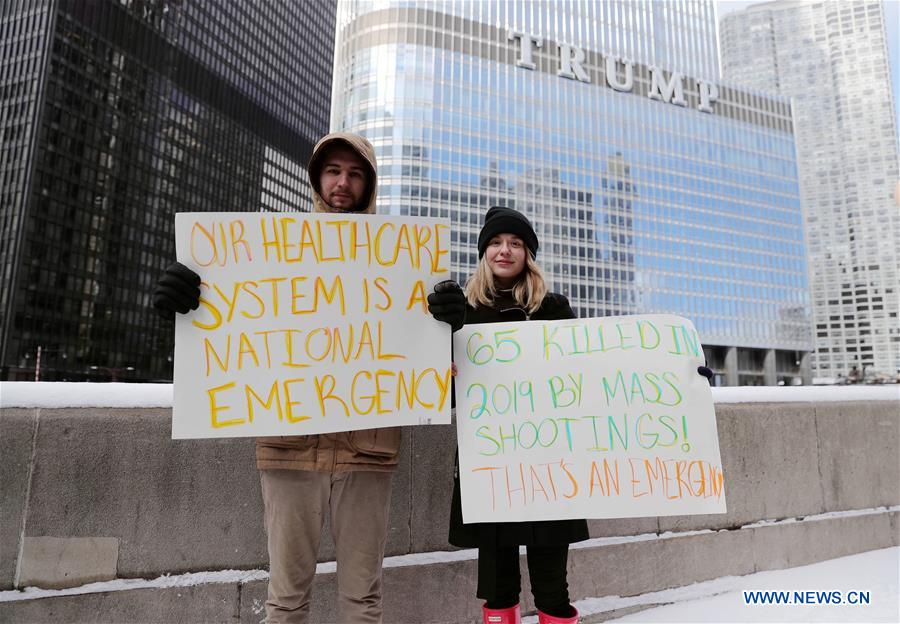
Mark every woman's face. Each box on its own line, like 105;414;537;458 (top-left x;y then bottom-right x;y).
485;233;527;287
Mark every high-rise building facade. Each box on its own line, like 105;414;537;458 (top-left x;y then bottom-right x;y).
1;0;336;381
332;0;811;385
720;0;900;382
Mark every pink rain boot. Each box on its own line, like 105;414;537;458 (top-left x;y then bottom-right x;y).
482;603;521;624
537;605;579;623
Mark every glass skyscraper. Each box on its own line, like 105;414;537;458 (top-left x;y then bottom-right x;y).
332;0;811;385
1;0;336;381
721;0;899;383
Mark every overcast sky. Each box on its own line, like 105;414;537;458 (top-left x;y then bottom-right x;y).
715;0;900;134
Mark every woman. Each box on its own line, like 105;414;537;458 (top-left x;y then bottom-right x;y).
428;206;586;624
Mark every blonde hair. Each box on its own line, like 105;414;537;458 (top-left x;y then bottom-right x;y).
465;252;548;314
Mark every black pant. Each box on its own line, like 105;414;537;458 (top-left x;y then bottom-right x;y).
476;545;571;616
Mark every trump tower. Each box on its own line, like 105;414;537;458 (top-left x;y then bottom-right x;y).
330;0;813;386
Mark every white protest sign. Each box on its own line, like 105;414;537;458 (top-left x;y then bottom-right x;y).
454;314;725;522
172;212;452;439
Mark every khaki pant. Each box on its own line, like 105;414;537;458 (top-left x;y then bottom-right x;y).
260;469;394;624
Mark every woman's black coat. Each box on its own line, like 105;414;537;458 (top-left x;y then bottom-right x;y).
448;291;591;549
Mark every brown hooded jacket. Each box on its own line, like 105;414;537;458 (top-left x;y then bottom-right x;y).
255;132;401;472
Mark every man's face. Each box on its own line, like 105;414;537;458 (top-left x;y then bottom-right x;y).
319;145;369;211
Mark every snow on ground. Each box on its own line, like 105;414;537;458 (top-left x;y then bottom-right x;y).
1;381;897;408
555;547;899;624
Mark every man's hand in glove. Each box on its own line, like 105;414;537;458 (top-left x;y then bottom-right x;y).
426;280;466;332
152;261;201;318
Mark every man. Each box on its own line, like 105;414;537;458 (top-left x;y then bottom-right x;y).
153;133;406;624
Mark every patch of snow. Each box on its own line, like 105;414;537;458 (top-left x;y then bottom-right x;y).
0;568;267;603
570;505;898;550
710;385;898;403
740;506;899;530
0;382;172;408
1;382;896;409
381;547;479;568
574;547;899;624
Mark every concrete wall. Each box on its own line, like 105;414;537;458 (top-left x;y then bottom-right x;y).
1;399;898;621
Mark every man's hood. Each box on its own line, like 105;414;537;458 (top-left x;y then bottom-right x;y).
308;132;377;214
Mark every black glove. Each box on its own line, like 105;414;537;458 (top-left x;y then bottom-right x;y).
152;261;201;318
427;280;466;332
697;366;714;381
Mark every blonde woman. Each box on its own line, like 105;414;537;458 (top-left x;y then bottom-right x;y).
428;206;586;624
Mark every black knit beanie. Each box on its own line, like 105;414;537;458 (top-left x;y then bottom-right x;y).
477;206;539;258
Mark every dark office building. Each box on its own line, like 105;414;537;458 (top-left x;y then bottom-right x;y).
1;0;336;381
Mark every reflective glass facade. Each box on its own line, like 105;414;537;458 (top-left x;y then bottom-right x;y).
721;1;899;382
0;0;336;381
332;0;811;385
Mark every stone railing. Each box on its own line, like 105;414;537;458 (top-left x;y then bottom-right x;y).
0;385;897;623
